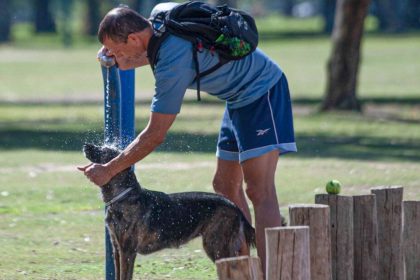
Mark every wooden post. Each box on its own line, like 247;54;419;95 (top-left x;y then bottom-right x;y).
216;256;263;280
403;201;420;280
353;194;379;280
265;226;311;280
315;194;354;280
371;186;404;280
289;204;332;280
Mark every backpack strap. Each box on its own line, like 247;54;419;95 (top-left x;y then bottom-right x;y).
150;34;227;102
147;31;170;72
148;32;205;102
191;42;201;101
196;60;226;79
192;59;226;102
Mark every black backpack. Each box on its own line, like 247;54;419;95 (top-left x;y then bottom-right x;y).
147;1;259;101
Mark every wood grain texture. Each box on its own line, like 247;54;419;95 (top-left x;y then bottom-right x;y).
315;194;354;280
265;226;311;280
353;194;379;280
289;204;332;280
371;186;404;280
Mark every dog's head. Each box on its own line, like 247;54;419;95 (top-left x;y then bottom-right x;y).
83;143;120;164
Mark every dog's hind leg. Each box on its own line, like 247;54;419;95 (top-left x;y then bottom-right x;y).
119;250;137;280
237;225;250;256
202;211;243;261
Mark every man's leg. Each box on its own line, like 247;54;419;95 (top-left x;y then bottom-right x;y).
212;158;252;223
241;149;282;274
213;158;252;256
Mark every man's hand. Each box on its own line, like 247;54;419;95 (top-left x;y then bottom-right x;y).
77;163;114;187
97;46;109;60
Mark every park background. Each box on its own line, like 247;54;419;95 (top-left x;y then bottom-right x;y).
0;0;419;279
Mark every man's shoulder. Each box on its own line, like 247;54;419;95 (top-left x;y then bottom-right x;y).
160;34;192;51
154;34;193;71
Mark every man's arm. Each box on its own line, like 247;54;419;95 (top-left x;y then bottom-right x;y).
79;112;177;186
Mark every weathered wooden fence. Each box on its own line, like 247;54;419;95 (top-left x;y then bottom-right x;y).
315;194;353;280
217;186;419;280
216;256;263;280
265;226;310;279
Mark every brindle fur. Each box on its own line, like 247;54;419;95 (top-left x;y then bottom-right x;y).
82;144;256;280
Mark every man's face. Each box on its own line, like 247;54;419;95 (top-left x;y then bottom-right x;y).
103;34;147;70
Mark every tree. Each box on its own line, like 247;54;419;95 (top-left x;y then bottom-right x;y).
58;0;74;47
212;0;238;8
34;0;56;33
322;0;336;33
0;0;12;42
322;0;372;111
374;0;404;32
128;0;143;12
85;0;101;36
405;0;420;29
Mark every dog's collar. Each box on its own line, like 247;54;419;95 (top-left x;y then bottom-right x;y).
105;187;133;207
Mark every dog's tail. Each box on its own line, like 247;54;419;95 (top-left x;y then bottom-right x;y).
242;217;256;248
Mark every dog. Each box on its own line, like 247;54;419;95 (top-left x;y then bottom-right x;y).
82;143;256;280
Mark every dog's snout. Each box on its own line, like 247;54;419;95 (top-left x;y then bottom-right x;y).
82;144;99;161
83;143;95;152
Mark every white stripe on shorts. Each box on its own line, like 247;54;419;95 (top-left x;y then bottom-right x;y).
267;90;280;144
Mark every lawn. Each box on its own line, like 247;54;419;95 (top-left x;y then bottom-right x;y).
1;30;419;101
1;100;420;279
1;22;420;279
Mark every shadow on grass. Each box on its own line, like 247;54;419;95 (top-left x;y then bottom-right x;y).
259;30;420;41
292;96;420;106
1;128;420;162
3;96;420;106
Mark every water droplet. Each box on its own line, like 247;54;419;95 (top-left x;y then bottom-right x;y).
1;191;9;197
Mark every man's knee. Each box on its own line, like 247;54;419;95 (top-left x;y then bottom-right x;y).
212;176;224;193
213;175;241;198
245;184;273;206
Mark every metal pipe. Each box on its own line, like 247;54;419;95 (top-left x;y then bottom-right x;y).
99;54;136;280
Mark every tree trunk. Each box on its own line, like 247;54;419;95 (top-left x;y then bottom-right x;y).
282;0;295;16
322;0;371;111
34;0;56;33
404;0;420;29
0;0;12;42
85;0;101;36
322;0;336;33
58;0;73;47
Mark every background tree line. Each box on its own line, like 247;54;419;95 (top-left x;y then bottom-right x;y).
0;0;419;111
1;0;419;43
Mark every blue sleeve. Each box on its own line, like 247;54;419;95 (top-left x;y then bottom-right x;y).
151;36;196;114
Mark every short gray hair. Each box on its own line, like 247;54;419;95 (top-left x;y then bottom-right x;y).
98;7;150;44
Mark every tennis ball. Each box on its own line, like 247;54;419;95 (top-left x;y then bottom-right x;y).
326;180;341;194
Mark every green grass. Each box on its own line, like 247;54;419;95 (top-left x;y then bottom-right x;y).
1;23;420;279
1;29;420;101
1;101;420;279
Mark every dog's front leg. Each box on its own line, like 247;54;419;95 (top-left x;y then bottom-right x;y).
119;250;137;280
110;234;121;280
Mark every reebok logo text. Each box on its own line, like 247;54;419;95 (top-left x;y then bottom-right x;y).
256;128;270;136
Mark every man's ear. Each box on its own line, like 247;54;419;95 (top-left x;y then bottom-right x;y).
127;33;142;46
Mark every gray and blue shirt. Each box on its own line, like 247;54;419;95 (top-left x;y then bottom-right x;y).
151;35;283;114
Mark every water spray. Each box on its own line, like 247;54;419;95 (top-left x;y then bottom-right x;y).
99;54;135;280
98;54;116;68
